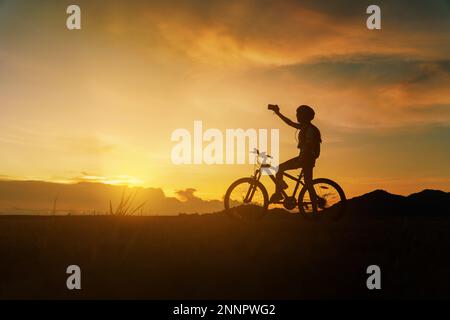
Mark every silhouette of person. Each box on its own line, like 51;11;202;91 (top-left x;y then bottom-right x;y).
269;105;321;213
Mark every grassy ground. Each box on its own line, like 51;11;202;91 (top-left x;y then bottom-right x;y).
0;214;449;299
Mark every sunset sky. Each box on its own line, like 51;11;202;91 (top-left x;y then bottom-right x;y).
1;0;449;202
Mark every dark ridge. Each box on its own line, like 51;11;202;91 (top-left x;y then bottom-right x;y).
345;189;449;217
212;189;450;219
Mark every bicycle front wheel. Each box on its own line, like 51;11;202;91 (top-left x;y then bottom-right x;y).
224;177;269;220
298;178;346;220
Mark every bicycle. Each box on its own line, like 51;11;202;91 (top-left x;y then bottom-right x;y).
224;149;346;220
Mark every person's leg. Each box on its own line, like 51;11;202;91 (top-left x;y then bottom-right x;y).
271;157;302;202
303;165;318;214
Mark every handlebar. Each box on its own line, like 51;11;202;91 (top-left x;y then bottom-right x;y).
250;148;272;159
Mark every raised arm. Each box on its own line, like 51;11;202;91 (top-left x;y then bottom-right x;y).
277;111;301;128
269;105;301;129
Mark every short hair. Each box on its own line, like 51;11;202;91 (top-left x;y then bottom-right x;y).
296;105;315;121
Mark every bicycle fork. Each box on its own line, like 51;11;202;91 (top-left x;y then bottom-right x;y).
244;171;262;203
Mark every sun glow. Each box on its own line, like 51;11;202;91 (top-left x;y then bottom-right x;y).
78;174;144;187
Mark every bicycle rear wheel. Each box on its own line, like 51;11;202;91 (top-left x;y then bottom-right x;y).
298;178;346;220
224;177;269;220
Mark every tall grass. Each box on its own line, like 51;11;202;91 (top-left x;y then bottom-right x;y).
52;195;57;216
109;188;145;216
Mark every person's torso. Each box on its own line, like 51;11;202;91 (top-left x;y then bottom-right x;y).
297;123;321;158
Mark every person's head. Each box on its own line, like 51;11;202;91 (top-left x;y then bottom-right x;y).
296;105;315;124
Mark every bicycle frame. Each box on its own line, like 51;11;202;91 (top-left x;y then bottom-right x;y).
230;150;344;216
251;165;305;204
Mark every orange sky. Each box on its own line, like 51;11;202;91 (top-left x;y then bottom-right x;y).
0;0;449;201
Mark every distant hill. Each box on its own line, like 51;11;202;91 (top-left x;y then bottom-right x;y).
345;189;450;217
0;179;448;217
212;189;450;218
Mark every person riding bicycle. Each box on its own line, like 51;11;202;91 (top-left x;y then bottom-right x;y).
269;104;321;212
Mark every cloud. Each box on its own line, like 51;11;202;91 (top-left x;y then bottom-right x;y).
242;55;450;128
175;188;199;201
87;0;447;128
112;0;450;66
0;180;223;215
2;0;449;129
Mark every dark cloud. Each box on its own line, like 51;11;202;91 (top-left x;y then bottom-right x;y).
3;0;449;63
300;0;450;21
0;180;223;215
401;61;450;88
409;104;450;117
272;56;450;87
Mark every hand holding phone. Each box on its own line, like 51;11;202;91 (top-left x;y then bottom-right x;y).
268;104;280;113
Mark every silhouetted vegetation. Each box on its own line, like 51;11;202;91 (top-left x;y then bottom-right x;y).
0;189;449;299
